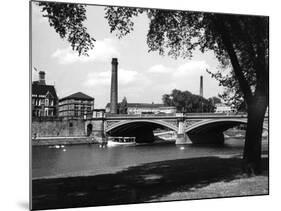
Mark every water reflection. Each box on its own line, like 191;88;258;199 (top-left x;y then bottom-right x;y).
32;137;268;179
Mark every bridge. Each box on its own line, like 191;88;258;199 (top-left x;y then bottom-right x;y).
85;113;268;144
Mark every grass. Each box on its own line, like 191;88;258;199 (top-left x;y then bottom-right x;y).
32;155;268;210
152;175;268;201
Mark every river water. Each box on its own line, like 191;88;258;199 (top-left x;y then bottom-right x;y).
32;137;268;179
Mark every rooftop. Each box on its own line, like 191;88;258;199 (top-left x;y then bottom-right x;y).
32;83;58;99
59;92;94;101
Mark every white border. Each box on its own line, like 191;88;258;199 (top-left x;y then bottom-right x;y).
0;0;279;210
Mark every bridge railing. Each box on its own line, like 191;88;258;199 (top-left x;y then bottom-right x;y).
183;112;247;116
94;112;266;120
105;113;178;118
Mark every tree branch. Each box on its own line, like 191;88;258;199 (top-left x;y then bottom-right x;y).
213;15;253;102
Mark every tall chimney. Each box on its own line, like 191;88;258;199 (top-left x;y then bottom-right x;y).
200;75;203;97
39;71;46;85
110;58;118;113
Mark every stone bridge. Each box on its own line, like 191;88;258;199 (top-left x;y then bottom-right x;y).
85;114;268;144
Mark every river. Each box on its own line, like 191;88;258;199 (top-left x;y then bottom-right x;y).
32;137;268;179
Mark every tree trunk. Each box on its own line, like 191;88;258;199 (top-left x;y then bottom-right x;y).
243;96;268;175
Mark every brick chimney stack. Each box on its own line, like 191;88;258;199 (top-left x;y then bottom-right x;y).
200;75;203;97
39;71;46;85
110;58;118;113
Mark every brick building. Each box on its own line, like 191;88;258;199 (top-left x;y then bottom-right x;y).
58;92;95;119
32;71;58;117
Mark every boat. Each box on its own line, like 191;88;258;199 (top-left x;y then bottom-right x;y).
106;137;136;147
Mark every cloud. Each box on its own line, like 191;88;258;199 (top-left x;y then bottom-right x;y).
52;38;119;64
174;61;210;77
83;60;217;106
84;71;111;86
142;61;216;98
147;61;209;77
119;69;139;84
84;68;141;87
147;64;172;73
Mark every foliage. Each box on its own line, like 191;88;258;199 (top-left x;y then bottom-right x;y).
104;6;269;173
105;7;268;105
38;2;95;56
38;4;269;105
162;89;215;113
119;97;128;114
206;69;245;111
39;3;269;173
207;96;221;105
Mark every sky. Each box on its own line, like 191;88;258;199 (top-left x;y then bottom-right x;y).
31;2;225;108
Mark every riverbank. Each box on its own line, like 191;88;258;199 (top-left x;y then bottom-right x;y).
32;155;268;210
31;137;174;146
32;137;100;146
151;174;268;202
31;128;268;146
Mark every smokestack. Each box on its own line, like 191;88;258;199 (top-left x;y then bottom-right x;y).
110;58;118;113
39;71;46;85
200;75;203;97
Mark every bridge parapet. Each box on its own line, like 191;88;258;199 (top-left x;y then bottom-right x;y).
85;113;268;144
89;114;253;133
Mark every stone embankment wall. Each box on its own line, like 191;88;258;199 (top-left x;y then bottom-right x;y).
85;119;105;143
31;119;106;145
32;119;86;137
32;137;96;146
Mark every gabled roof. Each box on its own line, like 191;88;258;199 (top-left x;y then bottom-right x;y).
32;83;58;99
60;92;94;101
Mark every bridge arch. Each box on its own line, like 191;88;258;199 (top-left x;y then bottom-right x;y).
184;118;268;134
182;118;268;144
106;119;178;133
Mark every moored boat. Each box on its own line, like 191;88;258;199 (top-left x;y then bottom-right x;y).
107;137;136;147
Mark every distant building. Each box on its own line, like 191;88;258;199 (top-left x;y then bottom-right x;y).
106;103;176;115
58;92;95;119
92;109;106;118
32;71;58;117
215;103;236;113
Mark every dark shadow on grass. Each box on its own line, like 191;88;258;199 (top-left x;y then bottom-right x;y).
32;156;268;210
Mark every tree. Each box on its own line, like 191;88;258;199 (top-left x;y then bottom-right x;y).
163;89;214;113
119;97;128;114
206;70;246;112
37;2;95;56
208;96;221;105
208;96;222;112
104;7;268;174
38;3;268;174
